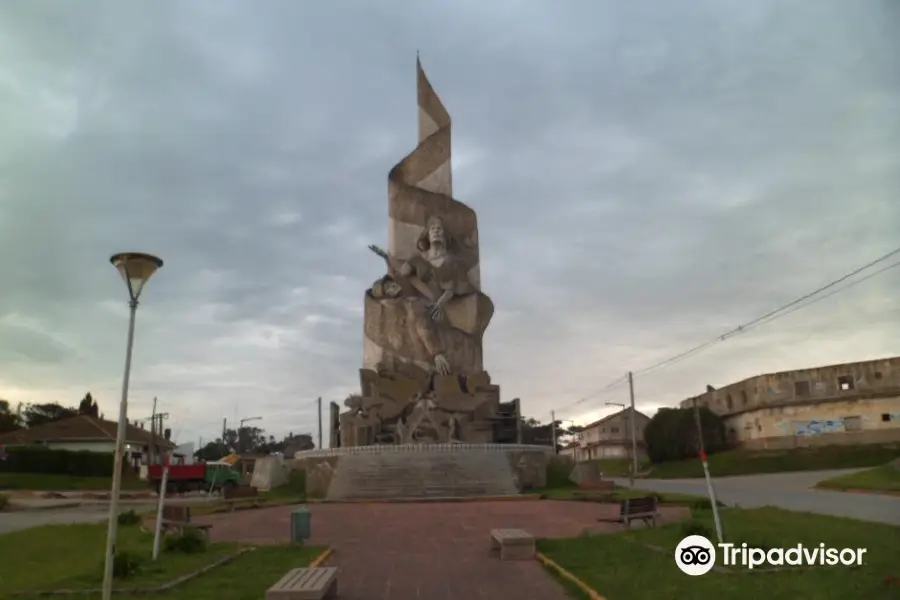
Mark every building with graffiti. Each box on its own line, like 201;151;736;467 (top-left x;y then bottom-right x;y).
680;356;900;450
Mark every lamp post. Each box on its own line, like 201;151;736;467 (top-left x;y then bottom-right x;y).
238;416;262;453
102;252;163;600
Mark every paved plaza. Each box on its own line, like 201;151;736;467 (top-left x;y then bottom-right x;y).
199;500;689;599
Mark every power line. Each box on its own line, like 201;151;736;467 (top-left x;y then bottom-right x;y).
556;374;629;414
559;245;900;415
633;245;900;377
741;258;900;333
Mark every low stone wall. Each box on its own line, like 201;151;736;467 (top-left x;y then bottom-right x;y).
293;443;554;459
739;428;900;451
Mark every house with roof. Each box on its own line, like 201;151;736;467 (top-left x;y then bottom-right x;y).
0;415;177;466
568;407;650;463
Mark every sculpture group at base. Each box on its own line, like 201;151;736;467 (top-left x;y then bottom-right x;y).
329;58;519;447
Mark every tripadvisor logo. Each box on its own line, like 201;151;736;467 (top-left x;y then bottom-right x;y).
675;535;867;576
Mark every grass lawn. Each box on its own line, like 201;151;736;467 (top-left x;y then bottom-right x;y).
8;530;324;600
816;464;900;494
539;507;900;600
574;458;652;477
0;522;239;595
645;444;900;479
191;470;307;517
261;468;306;502
0;472;149;492
112;545;324;600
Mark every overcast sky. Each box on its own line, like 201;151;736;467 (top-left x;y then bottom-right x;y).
1;0;897;447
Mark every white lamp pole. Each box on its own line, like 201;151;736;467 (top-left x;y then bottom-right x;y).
101;252;163;600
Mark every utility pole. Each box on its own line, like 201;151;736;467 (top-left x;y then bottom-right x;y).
627;372;638;488
693;397;724;543
154;413;169;462
550;410;557;453
221;418;227;455
317;397;323;450
149;397;157;466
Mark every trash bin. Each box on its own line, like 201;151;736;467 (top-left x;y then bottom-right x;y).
290;506;311;545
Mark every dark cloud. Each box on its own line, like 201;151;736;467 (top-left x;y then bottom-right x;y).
0;0;897;443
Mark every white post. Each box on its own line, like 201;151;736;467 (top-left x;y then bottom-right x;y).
152;466;169;560
701;458;724;543
101;300;138;600
693;398;724;543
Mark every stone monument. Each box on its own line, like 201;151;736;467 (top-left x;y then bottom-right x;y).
334;58;520;447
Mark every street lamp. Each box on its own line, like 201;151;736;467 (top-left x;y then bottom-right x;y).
102;252;163;600
238;416;262;453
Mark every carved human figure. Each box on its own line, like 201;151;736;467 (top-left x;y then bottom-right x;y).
370;214;477;320
368;275;451;375
447;416;462;443
396;390;446;444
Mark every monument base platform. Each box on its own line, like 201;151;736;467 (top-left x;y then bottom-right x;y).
292;444;553;501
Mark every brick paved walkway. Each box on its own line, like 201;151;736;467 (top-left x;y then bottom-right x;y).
200;500;689;599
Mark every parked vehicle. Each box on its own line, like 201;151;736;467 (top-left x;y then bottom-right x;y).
148;459;242;494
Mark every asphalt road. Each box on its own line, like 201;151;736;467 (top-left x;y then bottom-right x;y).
0;497;214;535
0;505;113;535
614;468;900;525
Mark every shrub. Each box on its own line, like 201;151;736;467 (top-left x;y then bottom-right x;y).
545;455;577;489
117;509;140;526
111;551;142;579
0;493;9;511
0;447;114;477
164;527;208;554
681;519;714;539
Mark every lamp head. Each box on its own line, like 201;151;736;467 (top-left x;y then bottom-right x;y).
110;252;163;302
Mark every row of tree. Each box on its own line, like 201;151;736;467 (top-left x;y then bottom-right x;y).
0;393;102;433
193;429;315;461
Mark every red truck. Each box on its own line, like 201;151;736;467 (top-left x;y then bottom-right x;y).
147;460;242;494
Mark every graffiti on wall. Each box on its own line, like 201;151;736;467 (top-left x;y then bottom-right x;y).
792;420;846;436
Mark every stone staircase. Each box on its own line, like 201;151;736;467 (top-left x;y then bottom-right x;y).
326;449;520;500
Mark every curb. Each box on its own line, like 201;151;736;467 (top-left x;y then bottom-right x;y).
8;501;86;512
321;495;539;504
812;486;900;497
309;547;334;567
536;552;607;600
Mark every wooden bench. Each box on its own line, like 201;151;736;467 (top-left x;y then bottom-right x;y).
266;567;338;600
598;495;659;529
160;505;212;540
489;528;535;561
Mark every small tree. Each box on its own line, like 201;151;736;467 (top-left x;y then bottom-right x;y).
0;400;22;433
77;393;100;417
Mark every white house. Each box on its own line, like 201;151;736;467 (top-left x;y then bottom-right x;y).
0;415;176;465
